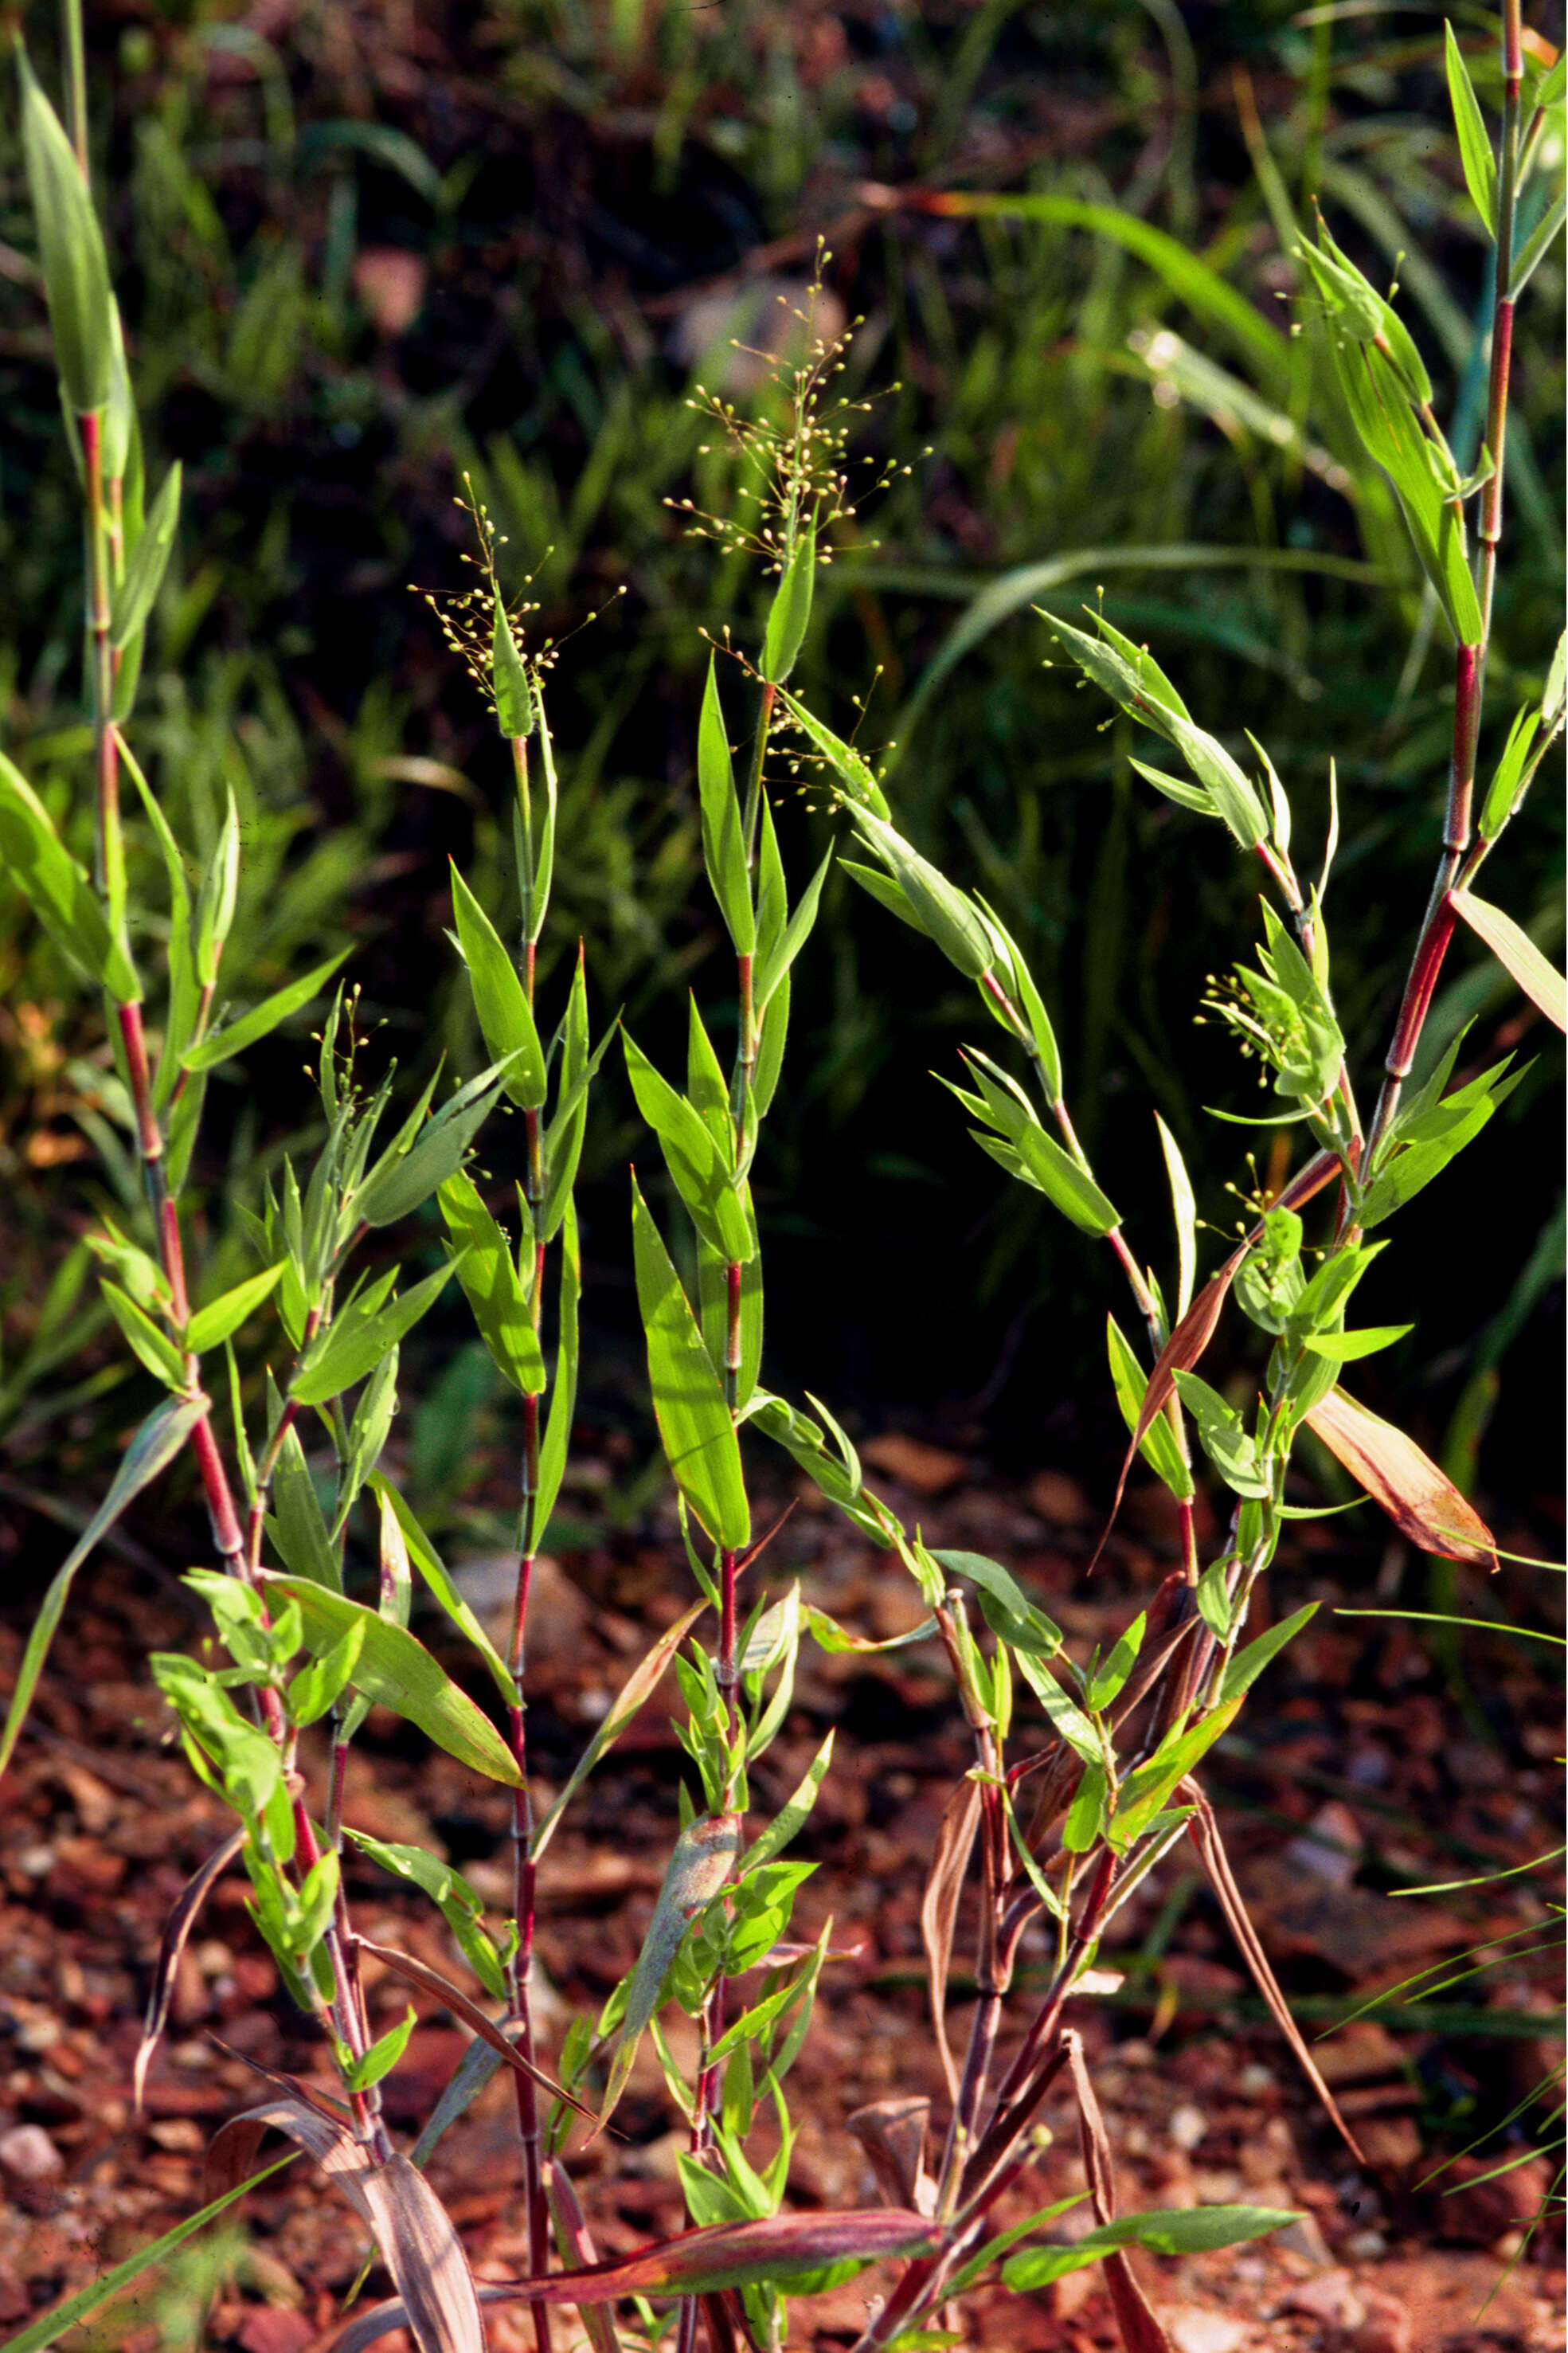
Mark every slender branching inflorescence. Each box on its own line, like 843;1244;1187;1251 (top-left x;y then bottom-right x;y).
1;10;1561;2353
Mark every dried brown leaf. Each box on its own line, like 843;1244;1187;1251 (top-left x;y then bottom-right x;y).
847;2098;933;2214
354;1936;597;2126
1183;1781;1363;2159
1304;1386;1498;1568
1065;2031;1171;2353
920;1777;983;2104
343;2210;935;2323
545;2157;621;2353
1093;1149;1340;1565
135;1826;244;2112
207;2095;486;2353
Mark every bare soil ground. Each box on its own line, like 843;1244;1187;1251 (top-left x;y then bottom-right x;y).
0;1443;1562;2353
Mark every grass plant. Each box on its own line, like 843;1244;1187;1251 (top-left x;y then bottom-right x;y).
0;5;1562;2350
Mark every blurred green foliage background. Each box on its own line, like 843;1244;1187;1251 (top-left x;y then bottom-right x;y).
1;0;1562;1533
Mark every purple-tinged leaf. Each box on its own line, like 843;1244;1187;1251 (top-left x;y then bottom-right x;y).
1304;1387;1497;1568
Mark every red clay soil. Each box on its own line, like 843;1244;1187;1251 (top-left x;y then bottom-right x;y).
0;1444;1562;2353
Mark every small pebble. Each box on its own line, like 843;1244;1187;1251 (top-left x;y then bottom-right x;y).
1236;2061;1276;2097
1343;2227;1388;2260
0;2124;63;2183
1169;2102;1208;2151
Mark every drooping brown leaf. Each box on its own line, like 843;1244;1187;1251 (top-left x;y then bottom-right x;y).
1093;1149;1340;1566
135;1826;244;2112
1182;1782;1363;2159
206;2095;486;2353
1304;1386;1497;1568
533;1596;709;1859
1449;887;1567;1032
1065;2031;1171;2353
847;2098;933;2214
919;1777;983;2104
545;2158;622;2353
354;1936;598;2125
454;2209;937;2305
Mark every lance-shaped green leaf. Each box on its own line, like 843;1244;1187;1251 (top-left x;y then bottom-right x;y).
843;859;921;931
761;529;815;684
184;1263;284;1355
1359;1055;1523;1226
599;1812;741;2126
1220;1601;1318;1703
848;808;995;979
1301;1322;1412;1361
110;462;182;648
535;1197;581;1538
286;1621;365;1725
1106;1315;1195;1500
534;1598;709;1861
1155;1112;1197;1321
354;1059;520;1229
746;1392;890;1545
630;1178;750;1549
492;599;533;737
1012;1650;1101;1764
0;750;140;1001
1130;757;1212;816
697;656;754;952
1172;1370;1270;1498
100;1279;186;1388
622;1035;753;1263
1449;888;1566;1034
1478;707;1541;841
1326;332;1480;643
931;1550;1064;1658
368;1475;514;1705
948;1050;1119;1233
18;47;114;416
265;1422;342;1590
1086;1611;1146;1712
448;863;545;1108
347;1832;506;2003
739;1729;834;1876
1166;711;1269;848
181;949;351;1071
541;957;611;1244
1109;1697;1241;1847
1445;24;1497;237
974;894;1063;1101
437;1169;545;1395
122;751;199;1105
291;1253;463;1407
0;1395;206;1776
754;845;832;1012
260;1574;522;1783
192;789;240;990
774;688;891;817
1513;190;1567;296
1003;2204;1297;2291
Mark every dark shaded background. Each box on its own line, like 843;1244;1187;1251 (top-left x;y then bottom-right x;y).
1;0;1562;1542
